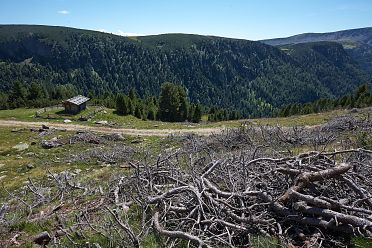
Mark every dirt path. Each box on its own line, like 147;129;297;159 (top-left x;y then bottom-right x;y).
0;120;225;136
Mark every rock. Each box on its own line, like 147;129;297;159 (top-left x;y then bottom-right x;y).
71;132;101;144
38;131;49;137
54;127;67;132
25;152;37;157
298;233;306;241
0;175;7;181
131;139;143;144
41;124;49;130
12;143;29;151
74;169;82;174
350;108;358;113
11;128;25;132
95;120;108;125
26;163;34;169
32;231;51;246
41;137;62;149
64;119;72;123
103;110;107;114
121;204;130;213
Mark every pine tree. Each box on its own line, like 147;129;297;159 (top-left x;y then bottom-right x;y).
179;97;189;122
10;81;28;108
192;104;202;123
134;103;143;119
0;92;9;109
128;88;138;101
115;93;127;115
147;108;156;120
127;98;134;115
158;82;189;122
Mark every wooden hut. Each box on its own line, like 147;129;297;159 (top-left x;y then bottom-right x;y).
62;95;90;114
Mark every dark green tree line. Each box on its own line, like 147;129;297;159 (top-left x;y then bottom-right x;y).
277;84;372;117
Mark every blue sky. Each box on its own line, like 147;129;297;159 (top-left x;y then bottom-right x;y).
1;0;371;40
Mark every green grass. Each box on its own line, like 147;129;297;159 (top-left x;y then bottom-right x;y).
91;108;242;129
0;126;72;190
250;235;284;248
252;109;349;127
0;125;123;191
352;236;372;248
0;124;167;193
0;108;38;121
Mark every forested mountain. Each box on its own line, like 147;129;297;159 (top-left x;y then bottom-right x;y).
262;27;372;75
0;25;370;117
280;41;368;96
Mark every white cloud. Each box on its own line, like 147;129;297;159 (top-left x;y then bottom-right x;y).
58;10;70;15
96;28;147;37
115;30;146;37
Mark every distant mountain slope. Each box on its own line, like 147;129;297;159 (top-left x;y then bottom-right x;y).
262;27;372;74
281;41;369;95
0;25;369;116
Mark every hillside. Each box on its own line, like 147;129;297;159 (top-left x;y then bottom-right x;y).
262;27;372;75
0;107;371;247
280;41;369;95
0;25;370;117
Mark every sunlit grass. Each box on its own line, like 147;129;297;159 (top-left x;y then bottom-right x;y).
0;108;37;121
252;109;349;126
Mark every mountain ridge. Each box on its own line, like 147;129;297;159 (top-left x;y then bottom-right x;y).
261;27;372;74
262;27;372;45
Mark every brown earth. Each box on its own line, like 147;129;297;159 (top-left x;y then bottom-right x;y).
0;120;225;136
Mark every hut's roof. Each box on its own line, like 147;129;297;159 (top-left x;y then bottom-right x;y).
63;95;90;105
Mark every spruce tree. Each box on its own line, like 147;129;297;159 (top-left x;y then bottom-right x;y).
115;93;127;115
158;82;189;122
134;103;143;119
192;104;202;123
10;81;28;108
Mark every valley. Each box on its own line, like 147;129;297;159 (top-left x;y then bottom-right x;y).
0;25;370;117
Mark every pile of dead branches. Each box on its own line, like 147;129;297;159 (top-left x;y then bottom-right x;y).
139;148;372;247
321;115;372;132
67;144;134;164
69;131;125;144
